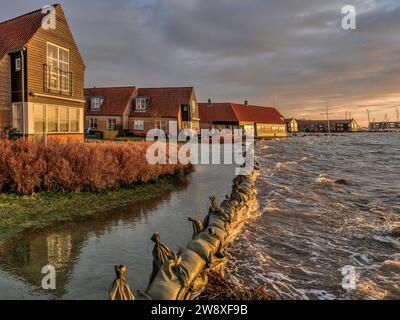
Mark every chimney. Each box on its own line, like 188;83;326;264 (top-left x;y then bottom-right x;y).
244;100;248;106
208;98;212;107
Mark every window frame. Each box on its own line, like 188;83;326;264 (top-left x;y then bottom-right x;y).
135;97;147;111
15;58;21;72
47;42;70;93
134;120;145;131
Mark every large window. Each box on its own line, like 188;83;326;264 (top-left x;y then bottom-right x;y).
47;105;58;133
12;103;23;132
47;43;70;92
134;120;144;131
70;108;80;132
59;106;69;132
34;104;46;133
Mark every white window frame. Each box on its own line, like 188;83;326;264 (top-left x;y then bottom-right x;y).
15;58;21;72
134;120;144;131
12;103;23;132
135;98;147;111
90;118;98;129
47;42;70;93
91;97;103;111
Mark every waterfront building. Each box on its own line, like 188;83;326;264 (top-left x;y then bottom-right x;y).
199;101;287;138
0;4;85;142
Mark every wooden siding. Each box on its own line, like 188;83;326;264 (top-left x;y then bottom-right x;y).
0;55;11;131
25;5;85;107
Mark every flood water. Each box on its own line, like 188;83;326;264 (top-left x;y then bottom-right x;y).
226;133;400;300
0;165;236;299
0;133;399;300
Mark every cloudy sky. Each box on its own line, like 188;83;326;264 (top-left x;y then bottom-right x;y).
2;0;400;125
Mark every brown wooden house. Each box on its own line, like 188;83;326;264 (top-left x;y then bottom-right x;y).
0;4;85;142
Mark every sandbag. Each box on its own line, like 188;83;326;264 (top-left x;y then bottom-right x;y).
148;233;176;285
173;249;206;287
189;271;209;294
188;217;203;239
187;230;221;265
146;259;186;300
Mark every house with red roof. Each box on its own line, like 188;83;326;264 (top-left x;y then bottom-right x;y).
199;100;287;138
84;86;200;137
85;86;137;134
0;4;85;142
128;87;200;137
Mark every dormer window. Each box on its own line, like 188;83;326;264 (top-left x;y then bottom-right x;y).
136;97;147;111
91;97;104;111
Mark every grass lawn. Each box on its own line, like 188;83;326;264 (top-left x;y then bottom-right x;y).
0;176;181;244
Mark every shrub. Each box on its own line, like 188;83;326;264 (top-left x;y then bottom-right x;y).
0;139;191;195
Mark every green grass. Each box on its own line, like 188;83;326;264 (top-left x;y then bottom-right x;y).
0;177;181;244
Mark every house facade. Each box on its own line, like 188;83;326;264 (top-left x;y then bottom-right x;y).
0;4;85;142
128;87;200;137
199;101;287;138
85;86;137;134
297;119;359;132
285;118;298;133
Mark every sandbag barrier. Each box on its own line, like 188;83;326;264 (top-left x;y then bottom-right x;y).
110;162;260;300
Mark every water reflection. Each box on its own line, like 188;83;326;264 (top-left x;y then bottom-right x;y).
0;165;236;299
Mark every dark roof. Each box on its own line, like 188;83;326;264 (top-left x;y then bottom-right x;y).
199;102;285;125
296;119;354;126
0;4;60;59
198;103;238;123
85;86;136;116
130;87;194;118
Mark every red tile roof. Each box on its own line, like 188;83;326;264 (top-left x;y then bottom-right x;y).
199;103;238;123
85;86;136;116
199;102;285;125
130;87;194;118
0;5;60;59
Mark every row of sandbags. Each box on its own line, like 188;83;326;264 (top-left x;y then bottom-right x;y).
140;165;260;300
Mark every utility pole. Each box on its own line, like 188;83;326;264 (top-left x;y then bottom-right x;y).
320;102;331;136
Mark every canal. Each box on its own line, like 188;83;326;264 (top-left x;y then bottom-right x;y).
0;165;236;299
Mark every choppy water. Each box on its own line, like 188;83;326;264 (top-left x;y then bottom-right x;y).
227;133;400;300
0;134;398;300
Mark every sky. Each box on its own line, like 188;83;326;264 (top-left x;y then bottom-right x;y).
1;0;400;126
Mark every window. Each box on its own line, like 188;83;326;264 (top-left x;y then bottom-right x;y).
12;103;23;132
47;105;58;133
108;119;117;131
136;98;147;111
15;58;21;72
70;108;80;133
90;118;98;129
34;104;46;133
134;120;144;131
59;106;69;132
91;97;103;111
47;43;70;92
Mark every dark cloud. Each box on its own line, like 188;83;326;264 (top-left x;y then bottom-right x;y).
1;0;400;124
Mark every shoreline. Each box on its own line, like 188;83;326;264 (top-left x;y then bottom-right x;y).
0;172;190;245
